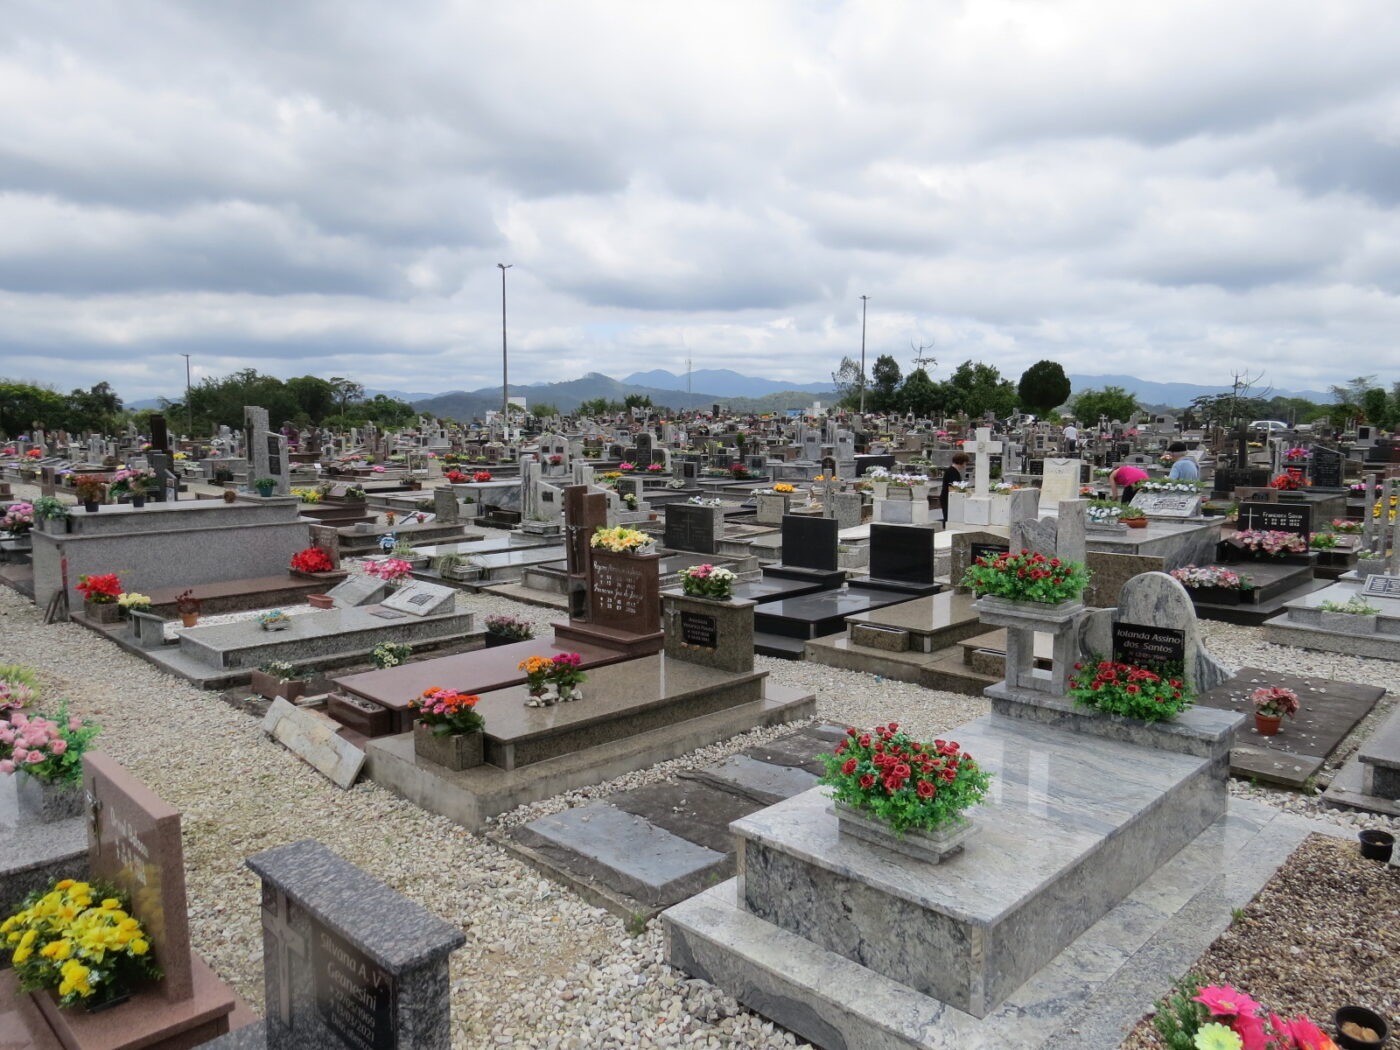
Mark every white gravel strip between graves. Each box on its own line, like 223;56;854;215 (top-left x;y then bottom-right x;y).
2;562;1397;1048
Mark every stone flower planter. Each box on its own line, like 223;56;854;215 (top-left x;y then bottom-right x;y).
1320;611;1378;634
833;802;976;865
16;773;85;823
249;670;309;702
413;723;484;770
84;600;122;625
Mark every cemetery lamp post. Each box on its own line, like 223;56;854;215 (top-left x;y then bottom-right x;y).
498;263;512;427
859;295;870;415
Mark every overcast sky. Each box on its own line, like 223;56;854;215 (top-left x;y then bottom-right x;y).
3;1;1400;404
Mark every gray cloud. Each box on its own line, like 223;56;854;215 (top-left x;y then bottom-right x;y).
2;0;1399;403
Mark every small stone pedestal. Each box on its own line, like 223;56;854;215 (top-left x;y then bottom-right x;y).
973;596;1083;695
662;592;756;673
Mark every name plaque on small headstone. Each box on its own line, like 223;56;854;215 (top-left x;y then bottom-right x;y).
1130;492;1203;518
680;611;718;649
313;922;397;1050
267;433;284;476
1112;622;1186;669
1362;574;1400;602
591;554;655;634
1238;501;1311;536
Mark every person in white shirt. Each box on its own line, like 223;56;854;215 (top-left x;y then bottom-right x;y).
1062;422;1079;454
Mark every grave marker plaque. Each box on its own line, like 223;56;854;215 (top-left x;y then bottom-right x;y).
313;922;397;1050
380;581;455;617
1362;574;1400;602
1238;501;1312;536
1112;622;1186;670
590;551;660;635
679;611;718;650
1130;491;1203;518
969;541;1010;565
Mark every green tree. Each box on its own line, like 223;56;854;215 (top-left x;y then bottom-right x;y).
531;402;560;418
0;381;67;436
286;375;337;423
1072;386;1139;426
947;361;1018;419
187;368;299;431
1016;361;1071;416
1328;375;1375;428
622;394;654;410
894;368;944;417
577;397;618;417
328;377;365;419
351;394;416;427
870;355;902;412
832;356;863;411
1361;387;1391;427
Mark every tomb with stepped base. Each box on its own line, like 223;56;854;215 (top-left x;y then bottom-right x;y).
662;504;1324;1050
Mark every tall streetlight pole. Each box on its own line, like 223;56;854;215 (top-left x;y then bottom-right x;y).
858;295;870;415
498;263;512;429
179;353;193;437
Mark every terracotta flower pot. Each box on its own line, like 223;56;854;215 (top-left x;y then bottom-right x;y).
1255;712;1282;736
180;612;200;628
1125;517;1148;529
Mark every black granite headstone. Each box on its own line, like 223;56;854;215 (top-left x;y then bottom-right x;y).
869;524;935;584
1213;466;1269;495
663;503;718;554
1309;446;1343;488
1028;459;1044;477
313;922;396;1049
149;414;169;453
969;541;1010;565
781;514;838;572
1238;501;1311;536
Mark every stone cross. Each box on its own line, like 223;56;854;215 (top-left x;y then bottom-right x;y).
962;427;1003;498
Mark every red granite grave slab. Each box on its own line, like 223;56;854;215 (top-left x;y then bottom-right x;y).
334;637;630;732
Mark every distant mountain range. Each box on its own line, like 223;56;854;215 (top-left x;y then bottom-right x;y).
125;369;1334;417
1066;374;1330;408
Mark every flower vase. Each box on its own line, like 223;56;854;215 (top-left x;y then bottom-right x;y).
180;612;200;628
15;773;85;823
83;501;100;513
832;802;976;865
556;684;583;703
1255;713;1282;736
130;496;146;508
412;723;484;770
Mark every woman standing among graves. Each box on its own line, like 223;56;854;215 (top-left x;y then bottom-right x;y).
940;452;968;524
1109;463;1149;504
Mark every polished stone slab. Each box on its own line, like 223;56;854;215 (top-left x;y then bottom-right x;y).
730;713;1227;1017
476;656;767;770
177;605;475;670
663;800;1339;1050
335;637;631;730
513;802;727;907
263;699;366;789
690;753;819;805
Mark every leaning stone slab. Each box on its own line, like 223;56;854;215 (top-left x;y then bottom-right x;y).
262;698;365;789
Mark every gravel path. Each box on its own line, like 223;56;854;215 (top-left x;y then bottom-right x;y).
1;503;1397;1047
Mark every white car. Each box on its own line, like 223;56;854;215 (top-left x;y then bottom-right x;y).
1249;420;1290;433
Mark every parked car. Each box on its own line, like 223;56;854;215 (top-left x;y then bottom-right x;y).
1248;420;1290;433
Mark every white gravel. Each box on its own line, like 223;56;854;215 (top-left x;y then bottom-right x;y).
0;492;1396;1048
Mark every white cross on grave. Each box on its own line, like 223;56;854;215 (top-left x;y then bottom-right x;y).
963;427;1003;498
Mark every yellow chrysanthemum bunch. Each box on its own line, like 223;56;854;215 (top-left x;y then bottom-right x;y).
589;525;651;553
2;878;161;1007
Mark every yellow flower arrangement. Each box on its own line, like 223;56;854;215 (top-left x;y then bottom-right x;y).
1373;495;1398;522
291;488;322;503
2;878;160;1007
772;483;795;494
589;525;652;553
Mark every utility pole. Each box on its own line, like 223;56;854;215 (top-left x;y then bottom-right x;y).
179;353;193;437
859;295;870;415
498;263;512;428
